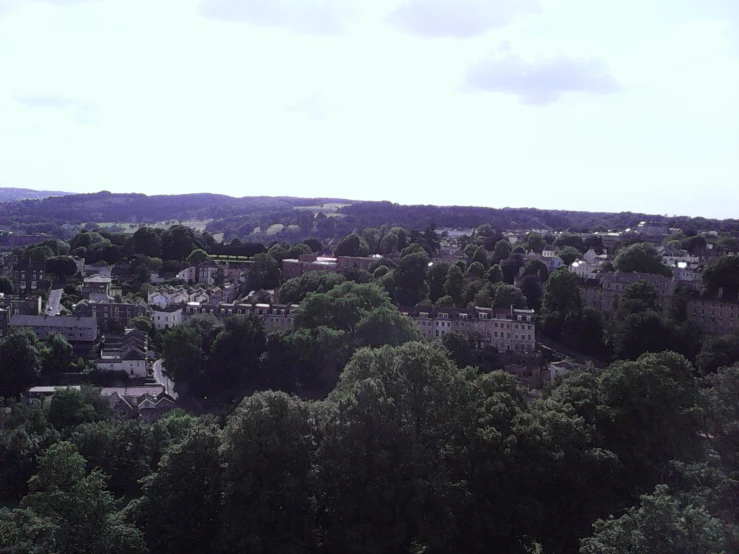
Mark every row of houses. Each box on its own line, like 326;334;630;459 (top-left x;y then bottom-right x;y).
26;385;175;422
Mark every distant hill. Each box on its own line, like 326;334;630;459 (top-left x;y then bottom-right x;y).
0;188;74;202
0;190;737;238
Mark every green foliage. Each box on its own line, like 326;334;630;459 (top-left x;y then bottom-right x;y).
1;441;146;554
702;255;739;299
334;233;370;257
392;249;429;306
492;284;527;309
278;271;346;304
614;243;673;276
47;387;112;432
40;333;75;376
558;245;581;266
219;392;316;553
443;264;465;306
0;328;42;398
697;334;739;375
187;248;209;264
581;485;730;554
246;253;281;292
128;421;222;554
426;261;449;303
0;276;12;294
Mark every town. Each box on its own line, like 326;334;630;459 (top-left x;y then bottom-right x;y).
1;202;738;553
1;215;736;410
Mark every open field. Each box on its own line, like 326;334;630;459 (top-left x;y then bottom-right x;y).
94;219;213;233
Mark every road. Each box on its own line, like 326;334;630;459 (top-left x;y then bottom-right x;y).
152;359;178;399
45;288;63;316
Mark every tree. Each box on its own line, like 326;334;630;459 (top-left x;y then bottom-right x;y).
581;485;730;554
0;328;42;397
0;276;12;294
132;226;162;258
612;310;676;360
3;441;147;554
354;305;423;348
558;246;581;266
492;284;527;309
427;262;450;303
187;248;209;264
302;237;323;253
702;255;739;299
472;246;489;268
334;233;370;257
486;264;502;284
47;387;112;432
219;392;317;553
554;233;586;252
524;233;546;254
518;275;543;311
378;232;399;255
44;256;78;282
246;253;281;292
617;279;660;316
127;421;222;554
393;250;429;306
466;261;486;280
614;243;672;277
161;225;199;261
491;239;512;264
162;325;205;394
206;315;266;394
500;254;524;283
444;264;465;306
696;335;739;374
28;245;54;264
40;333;75;376
522;259;549;281
278;271;346;304
597;352;703;490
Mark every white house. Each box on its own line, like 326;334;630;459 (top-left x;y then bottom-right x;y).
152;306;184;330
97;348;147;378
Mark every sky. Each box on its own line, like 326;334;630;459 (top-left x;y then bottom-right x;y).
1;0;738;218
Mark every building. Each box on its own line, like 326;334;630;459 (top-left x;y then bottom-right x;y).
152;305;184;330
183;301;298;332
73;299;150;328
637;220;669;236
9;314;98;343
400;305;537;353
84;262;112;278
12;261;46;295
581;272;676;314
96;328;150;378
81;275;112;300
687;297;739;335
102;386;176;421
177;261;220;285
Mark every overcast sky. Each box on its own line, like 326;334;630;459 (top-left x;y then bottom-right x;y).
1;0;738;218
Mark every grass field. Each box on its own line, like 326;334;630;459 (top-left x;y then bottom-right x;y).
94;219;213;233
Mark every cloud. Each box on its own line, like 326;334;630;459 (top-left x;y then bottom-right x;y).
465;51;620;104
388;0;540;38
15;94;97;124
198;0;359;35
284;92;341;121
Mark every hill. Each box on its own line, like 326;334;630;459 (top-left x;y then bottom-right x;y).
0;191;737;240
0;187;73;202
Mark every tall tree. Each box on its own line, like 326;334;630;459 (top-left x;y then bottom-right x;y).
0;328;42;397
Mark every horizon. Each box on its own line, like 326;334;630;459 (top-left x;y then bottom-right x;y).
0;185;735;221
1;0;737;219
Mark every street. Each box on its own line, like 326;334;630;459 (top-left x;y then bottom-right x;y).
152;359;178;399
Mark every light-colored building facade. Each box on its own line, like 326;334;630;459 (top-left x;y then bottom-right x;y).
400;306;537;353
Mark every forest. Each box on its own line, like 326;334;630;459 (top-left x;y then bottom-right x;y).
2;192;739;245
2;343;738;553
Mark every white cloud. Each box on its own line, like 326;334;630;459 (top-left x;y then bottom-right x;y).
388;0;539;38
198;0;360;35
